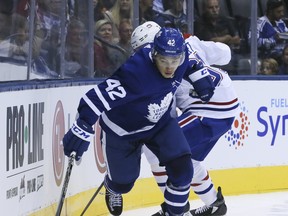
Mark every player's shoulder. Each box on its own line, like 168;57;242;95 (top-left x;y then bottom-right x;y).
128;46;153;68
185;35;200;43
115;47;155;83
129;47;154;71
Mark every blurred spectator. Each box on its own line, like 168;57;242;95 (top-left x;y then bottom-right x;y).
36;0;62;73
104;0;133;41
57;19;89;77
94;0;107;22
0;13;42;60
117;18;133;55
152;0;164;16
74;0;92;27
37;0;61;37
94;19;127;77
15;0;30;17
92;0;98;10
0;0;13;15
94;19;115;77
41;25;60;73
75;0;108;26
0;13;56;76
102;0;117;10
278;44;288;74
0;12;11;42
194;0;241;74
154;0;187;30
139;0;154;24
195;0;240;49
49;0;63;18
0;13;29;60
73;0;111;25
250;0;288;64
258;58;279;75
13;0;62;49
13;0;59;32
152;0;172;16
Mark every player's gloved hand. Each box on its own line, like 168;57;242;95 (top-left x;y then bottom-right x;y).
188;68;215;103
62;119;94;161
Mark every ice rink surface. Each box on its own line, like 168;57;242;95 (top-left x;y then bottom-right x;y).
120;191;288;216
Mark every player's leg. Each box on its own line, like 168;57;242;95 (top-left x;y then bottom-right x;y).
180;115;234;162
101;129;142;215
143;146;192;215
179;114;234;216
146;114;232;214
144;145;220;215
191;160;217;205
191;160;227;216
144;146;218;209
146;118;193;216
143;145;167;193
146;114;233;215
179;114;219;207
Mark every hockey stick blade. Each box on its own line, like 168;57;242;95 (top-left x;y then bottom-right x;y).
80;180;104;216
55;152;76;216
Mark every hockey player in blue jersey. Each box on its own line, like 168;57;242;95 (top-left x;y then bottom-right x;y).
62;27;216;216
130;22;240;216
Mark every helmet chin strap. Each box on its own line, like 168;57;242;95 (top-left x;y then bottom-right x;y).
179;52;185;66
151;47;157;57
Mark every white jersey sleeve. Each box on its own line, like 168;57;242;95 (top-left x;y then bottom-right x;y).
185;36;231;66
176;67;239;119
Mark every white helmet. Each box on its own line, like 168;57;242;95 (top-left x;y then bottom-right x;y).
131;21;161;50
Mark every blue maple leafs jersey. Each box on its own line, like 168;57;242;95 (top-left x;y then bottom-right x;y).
77;45;204;140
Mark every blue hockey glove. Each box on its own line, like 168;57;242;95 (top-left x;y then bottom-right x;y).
188;68;215;103
62;119;94;161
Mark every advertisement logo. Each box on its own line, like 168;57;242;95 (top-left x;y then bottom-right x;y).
5;103;45;202
93;120;106;173
51;100;106;184
19;175;25;201
6;103;44;171
257;98;288;146
225;101;250;149
52;101;65;186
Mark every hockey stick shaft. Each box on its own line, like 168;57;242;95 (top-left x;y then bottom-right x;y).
80;180;104;216
55;152;76;216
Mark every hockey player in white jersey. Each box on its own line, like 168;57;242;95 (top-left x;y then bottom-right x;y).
62;27;216;216
131;21;240;216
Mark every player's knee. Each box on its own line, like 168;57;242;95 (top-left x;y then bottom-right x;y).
191;160;210;185
165;154;193;186
192;160;206;180
105;176;134;194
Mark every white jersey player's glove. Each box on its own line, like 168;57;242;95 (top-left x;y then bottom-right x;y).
188;68;215;103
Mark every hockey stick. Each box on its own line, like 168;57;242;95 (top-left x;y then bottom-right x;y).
80;180;104;216
55;152;76;216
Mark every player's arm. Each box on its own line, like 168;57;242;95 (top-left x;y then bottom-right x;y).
77;77;129;125
186;35;231;65
62;70;138;160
